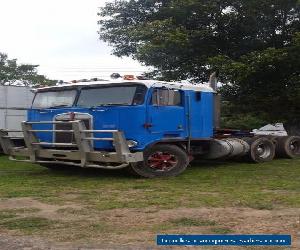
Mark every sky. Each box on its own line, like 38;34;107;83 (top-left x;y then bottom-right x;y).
0;0;147;81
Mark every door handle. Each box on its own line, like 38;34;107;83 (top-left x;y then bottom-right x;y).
92;109;106;112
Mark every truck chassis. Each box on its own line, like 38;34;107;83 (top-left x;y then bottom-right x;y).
0;120;299;178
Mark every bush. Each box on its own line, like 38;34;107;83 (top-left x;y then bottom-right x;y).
221;114;267;130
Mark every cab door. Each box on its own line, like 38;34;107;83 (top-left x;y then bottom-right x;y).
147;88;186;137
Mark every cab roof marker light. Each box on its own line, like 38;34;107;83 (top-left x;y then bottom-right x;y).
136;75;149;80
110;73;122;79
80;79;89;82
123;75;135;80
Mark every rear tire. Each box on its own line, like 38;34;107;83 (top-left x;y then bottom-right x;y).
244;137;275;163
275;136;300;159
128;144;189;178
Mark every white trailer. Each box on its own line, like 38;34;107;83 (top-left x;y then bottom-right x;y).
0;85;34;136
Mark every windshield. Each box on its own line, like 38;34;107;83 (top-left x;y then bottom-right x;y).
77;85;147;107
32;90;77;109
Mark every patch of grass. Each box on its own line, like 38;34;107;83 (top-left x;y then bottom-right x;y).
0;156;300;211
0;208;40;220
56;207;86;215
0;156;299;245
0;217;57;233
47;220;115;242
211;227;234;234
0;210;17;220
131;184;153;190
152;217;218;233
169;217;216;227
11;208;41;213
245;201;274;210
152;223;175;232
144;209;160;214
89;223;108;232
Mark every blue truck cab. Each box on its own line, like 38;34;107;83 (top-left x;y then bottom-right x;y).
1;79;216;177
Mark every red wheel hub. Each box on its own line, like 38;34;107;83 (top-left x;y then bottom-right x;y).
147;151;178;171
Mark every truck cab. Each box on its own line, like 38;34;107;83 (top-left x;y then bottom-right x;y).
30;80;214;150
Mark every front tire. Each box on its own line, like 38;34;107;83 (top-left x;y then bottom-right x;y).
128;144;189;178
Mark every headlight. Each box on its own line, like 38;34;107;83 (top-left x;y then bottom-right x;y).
127;140;138;148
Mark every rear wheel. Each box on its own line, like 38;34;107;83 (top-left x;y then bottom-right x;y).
244;137;275;163
128;144;189;178
275;136;300;158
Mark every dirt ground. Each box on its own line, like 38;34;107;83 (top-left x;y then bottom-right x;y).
0;197;299;249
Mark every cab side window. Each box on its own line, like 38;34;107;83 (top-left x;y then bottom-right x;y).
152;88;182;106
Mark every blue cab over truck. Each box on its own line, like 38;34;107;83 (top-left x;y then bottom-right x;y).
0;77;299;178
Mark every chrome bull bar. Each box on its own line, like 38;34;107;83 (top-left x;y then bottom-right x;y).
0;120;143;169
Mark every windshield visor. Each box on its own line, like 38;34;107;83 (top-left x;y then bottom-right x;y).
32;90;77;109
77;85;147;107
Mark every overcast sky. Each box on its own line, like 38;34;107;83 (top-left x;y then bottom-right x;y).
0;0;146;81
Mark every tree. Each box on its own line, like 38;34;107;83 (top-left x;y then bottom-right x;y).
98;0;300;133
210;33;300;133
0;53;55;86
98;0;300;81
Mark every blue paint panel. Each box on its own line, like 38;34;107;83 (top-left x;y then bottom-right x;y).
188;91;214;138
148;106;186;134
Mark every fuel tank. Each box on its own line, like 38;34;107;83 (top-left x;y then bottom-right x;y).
203;138;250;160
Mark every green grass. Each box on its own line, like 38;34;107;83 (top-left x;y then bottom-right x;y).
0;156;299;245
0;208;40;220
0;217;57;233
0;210;18;220
0;156;299;210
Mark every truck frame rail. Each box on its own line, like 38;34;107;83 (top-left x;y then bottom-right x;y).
0;120;143;169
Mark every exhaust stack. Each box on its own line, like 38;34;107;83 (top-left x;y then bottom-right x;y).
209;72;221;129
209;72;218;91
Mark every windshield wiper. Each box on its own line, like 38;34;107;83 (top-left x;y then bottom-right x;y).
47;104;70;109
103;103;131;106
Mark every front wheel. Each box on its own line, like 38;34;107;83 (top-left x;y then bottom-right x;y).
128;144;189;178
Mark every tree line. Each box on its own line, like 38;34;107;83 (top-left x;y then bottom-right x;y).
0;53;55;86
